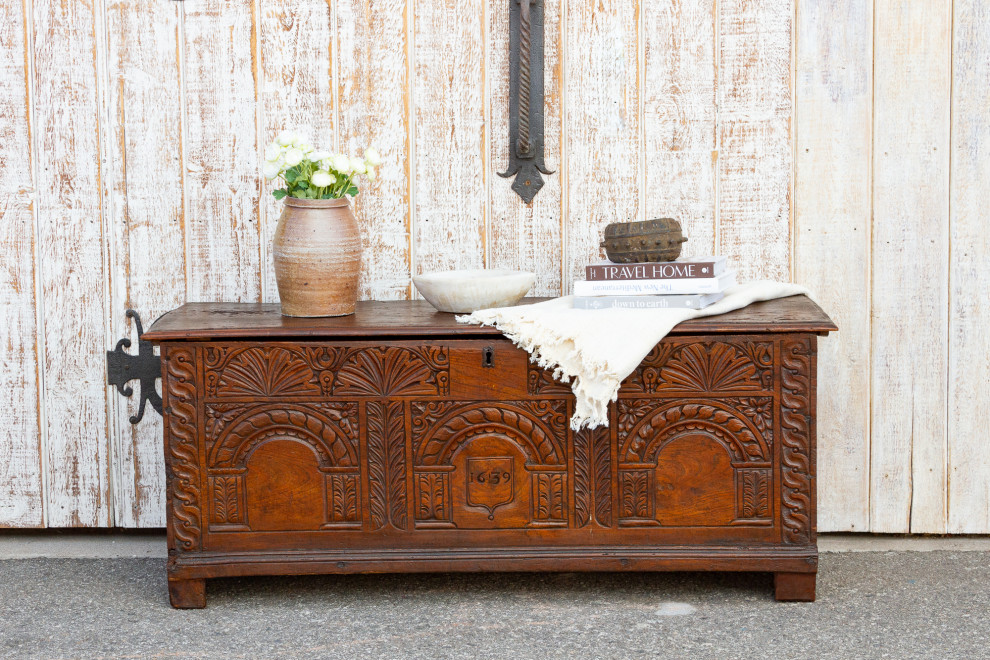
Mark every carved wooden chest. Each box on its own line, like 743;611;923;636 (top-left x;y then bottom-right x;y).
144;297;836;608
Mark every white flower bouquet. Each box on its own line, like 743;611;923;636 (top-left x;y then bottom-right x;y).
263;130;382;200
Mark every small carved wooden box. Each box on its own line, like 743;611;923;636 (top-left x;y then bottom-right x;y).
144;297;836;608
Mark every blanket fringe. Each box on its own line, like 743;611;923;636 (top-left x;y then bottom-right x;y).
457;284;812;431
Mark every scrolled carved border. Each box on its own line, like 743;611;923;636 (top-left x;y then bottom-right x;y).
780;337;814;544
164;346;201;551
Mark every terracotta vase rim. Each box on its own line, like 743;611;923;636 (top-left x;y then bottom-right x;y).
283;196;351;209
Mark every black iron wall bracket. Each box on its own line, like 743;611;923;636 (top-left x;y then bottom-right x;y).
107;309;162;424
499;0;553;204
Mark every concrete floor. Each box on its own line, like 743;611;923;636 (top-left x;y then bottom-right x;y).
4;531;990;559
1;542;988;659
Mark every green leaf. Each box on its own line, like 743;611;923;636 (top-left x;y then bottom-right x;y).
297;180;308;189
346;185;359;196
284;166;300;184
272;189;287;200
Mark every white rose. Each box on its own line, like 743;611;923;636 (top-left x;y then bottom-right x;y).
310;150;331;162
262;160;282;180
364;147;382;167
311;170;336;187
276;130;294;147
290;132;305;146
265;143;282;162
284;148;304;167
365;166;376;182
350;156;366;174
332;154;351;173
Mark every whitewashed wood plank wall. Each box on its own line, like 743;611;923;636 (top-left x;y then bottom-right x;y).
0;0;987;532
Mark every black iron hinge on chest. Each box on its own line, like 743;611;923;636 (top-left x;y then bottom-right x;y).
499;0;554;204
107;309;162;424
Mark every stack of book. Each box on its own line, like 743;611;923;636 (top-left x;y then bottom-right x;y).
573;256;734;310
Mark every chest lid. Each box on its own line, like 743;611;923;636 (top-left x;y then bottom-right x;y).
142;296;836;342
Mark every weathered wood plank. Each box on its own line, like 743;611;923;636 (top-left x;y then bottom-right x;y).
412;0;487;276
337;0;412;300
103;0;187;527
794;0;872;532
0;0;44;527
182;0;261;302
562;0;641;292
7;0;982;533
643;0;717;259
717;0;792;282
487;0;562;297
259;0;336;303
948;0;990;534
871;0;950;533
32;0;111;526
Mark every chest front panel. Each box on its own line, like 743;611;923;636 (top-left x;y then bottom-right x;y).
161;334;816;553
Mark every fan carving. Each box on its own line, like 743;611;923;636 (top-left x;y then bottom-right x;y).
335;346;448;396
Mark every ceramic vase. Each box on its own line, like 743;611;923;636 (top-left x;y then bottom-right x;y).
273;197;361;317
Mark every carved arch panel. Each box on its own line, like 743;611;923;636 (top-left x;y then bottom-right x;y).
410;401;568;529
616;399;773;527
204;403;360;531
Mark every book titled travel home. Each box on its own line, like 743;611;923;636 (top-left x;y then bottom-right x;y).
585;255;728;281
573;270;736;296
574;292;725;310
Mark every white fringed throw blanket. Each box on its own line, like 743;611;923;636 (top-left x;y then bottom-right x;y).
457;281;811;430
